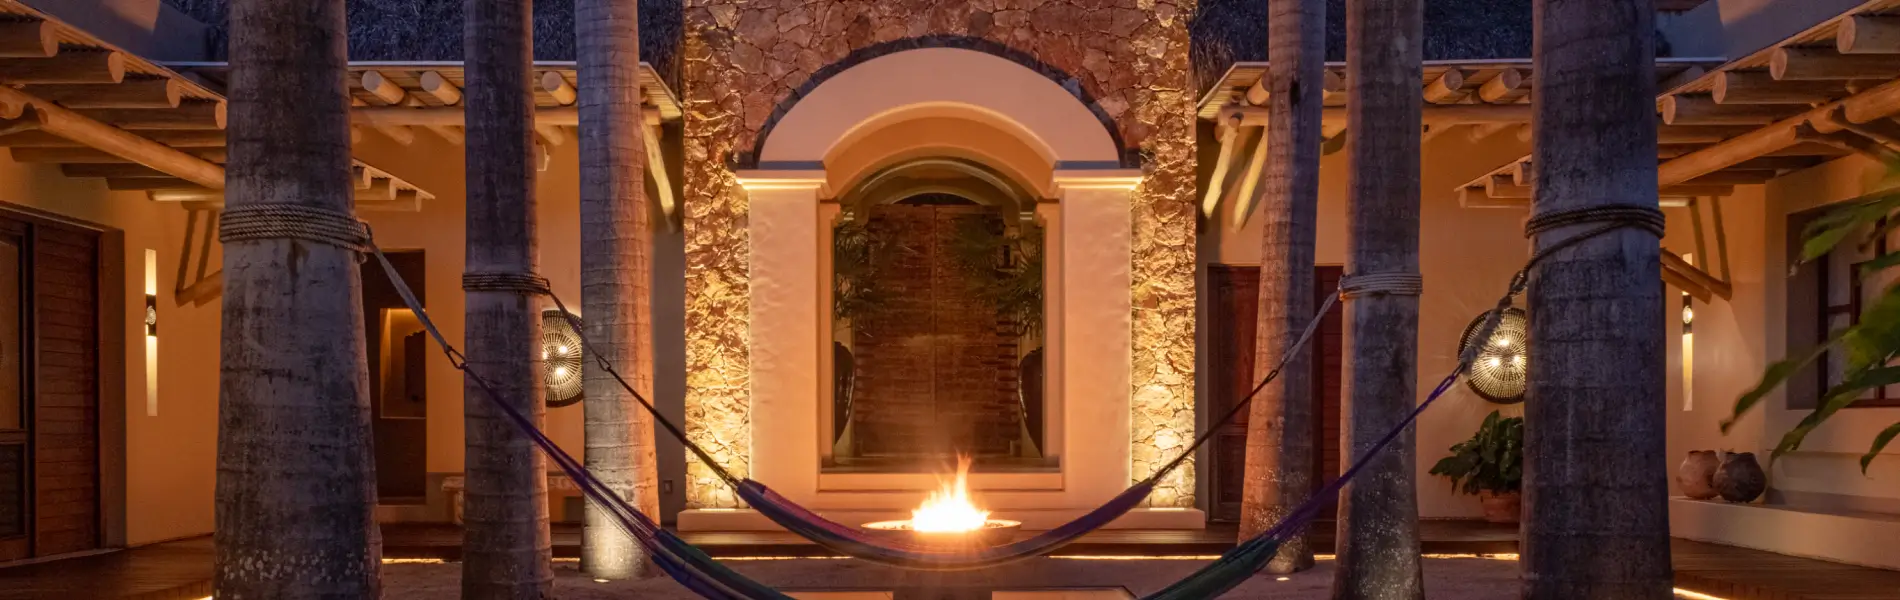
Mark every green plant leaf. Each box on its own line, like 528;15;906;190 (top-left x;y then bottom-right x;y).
1724;339;1840;433
1861;422;1900;473
1858;251;1900;277
1772;366;1900;460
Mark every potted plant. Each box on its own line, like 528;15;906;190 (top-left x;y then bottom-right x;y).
1429;410;1524;523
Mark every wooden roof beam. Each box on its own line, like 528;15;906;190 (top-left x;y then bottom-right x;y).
0;87;223;188
1424;69;1468;104
77;100;226;130
1662;95;1801;125
643;115;678;227
0;51;124;84
1840;15;1900;54
353;105;591;127
0;21;57;58
540;71;576;106
1217;103;1530;127
419;71;462;105
1478;68;1524;103
26;79;182;109
1772;48;1900;80
1714;71;1846;104
359;70;408;105
10;146;225;164
1658;124;1756;144
1659;77;1900;186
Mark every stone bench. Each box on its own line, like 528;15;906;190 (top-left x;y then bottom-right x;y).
441;472;584;524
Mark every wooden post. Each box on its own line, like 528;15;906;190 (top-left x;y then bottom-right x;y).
214;0;378;596
577;0;661;580
1527;0;1672;597
1239;0;1323;574
1333;0;1424;596
461;0;552;596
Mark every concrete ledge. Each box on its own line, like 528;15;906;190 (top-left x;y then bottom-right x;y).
1670;497;1900;570
678;507;1206;533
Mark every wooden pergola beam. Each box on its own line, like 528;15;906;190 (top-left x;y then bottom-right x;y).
11;146;226;164
0;87;223;188
1658;124;1755;144
1478;67;1524;103
419;71;462;105
359;70;407;105
77;101;226;130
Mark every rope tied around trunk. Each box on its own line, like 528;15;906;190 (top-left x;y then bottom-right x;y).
1338;272;1423;299
462;271;552;295
217;203;368;252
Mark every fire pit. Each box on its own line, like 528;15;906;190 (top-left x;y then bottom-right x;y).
861;456;1023;551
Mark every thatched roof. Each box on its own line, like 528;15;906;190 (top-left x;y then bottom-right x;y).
161;0;682;84
1191;0;1535;91
164;0;1546;93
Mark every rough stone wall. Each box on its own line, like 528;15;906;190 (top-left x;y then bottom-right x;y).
680;0;1198;508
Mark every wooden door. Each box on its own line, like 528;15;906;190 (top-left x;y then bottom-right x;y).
1206;264;1342;522
0;213;101;560
364;251;428;504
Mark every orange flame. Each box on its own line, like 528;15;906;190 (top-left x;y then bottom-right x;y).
910;455;989;532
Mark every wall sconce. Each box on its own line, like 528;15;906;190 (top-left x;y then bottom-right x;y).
144;294;157;336
1459;308;1528;404
541;309;583;408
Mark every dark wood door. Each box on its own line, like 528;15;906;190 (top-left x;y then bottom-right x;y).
364;251;428;504
0;212;101;561
1207;264;1343;522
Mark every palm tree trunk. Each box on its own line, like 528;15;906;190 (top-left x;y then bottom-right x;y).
1331;0;1424;598
215;0;379;597
578;0;661;580
462;0;552;596
1525;0;1671;597
1239;0;1325;574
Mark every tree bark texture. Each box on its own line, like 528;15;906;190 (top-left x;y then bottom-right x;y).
1332;0;1424;598
463;0;552;597
578;0;661;580
1525;0;1672;598
1239;0;1325;574
214;0;380;597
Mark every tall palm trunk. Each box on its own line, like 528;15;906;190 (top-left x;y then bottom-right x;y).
214;0;379;597
1239;0;1325;574
462;0;552;596
1332;0;1424;598
578;0;661;580
1525;0;1671;597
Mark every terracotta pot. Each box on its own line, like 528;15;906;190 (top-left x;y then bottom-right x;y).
1714;452;1767;503
1478;490;1521;524
1677;450;1721;500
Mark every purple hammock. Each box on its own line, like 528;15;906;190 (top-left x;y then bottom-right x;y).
367;239;1491;593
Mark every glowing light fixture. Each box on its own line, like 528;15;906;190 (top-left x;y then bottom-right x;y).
1459;308;1528;404
541;309;584;408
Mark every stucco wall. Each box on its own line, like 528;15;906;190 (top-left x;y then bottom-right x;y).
678;0;1199;508
0;153;220;547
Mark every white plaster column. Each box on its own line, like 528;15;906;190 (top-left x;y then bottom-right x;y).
740;171;825;498
1051;170;1139;505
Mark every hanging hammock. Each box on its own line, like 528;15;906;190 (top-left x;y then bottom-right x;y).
369;235;1481;597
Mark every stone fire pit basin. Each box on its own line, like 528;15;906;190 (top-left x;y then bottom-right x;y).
859;519;1024;551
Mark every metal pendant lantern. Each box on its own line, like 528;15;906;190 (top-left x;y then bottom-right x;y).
1459;307;1528;404
541;309;584;408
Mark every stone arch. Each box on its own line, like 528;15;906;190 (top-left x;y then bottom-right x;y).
752;42;1128;169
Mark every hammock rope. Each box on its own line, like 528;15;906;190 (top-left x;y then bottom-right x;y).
338;199;1656;597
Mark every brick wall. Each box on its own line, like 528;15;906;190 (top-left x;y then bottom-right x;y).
850;205;1022;459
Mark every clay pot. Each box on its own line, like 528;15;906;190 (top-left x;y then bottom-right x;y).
1677;450;1721;500
1478;490;1521;524
1714;452;1767;503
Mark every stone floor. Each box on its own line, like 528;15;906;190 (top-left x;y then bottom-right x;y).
385;556;1525;599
